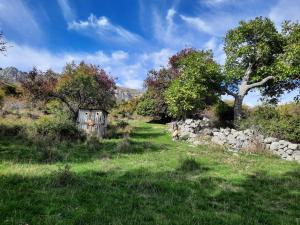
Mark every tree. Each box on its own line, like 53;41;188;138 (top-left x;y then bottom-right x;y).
139;68;178;120
165;50;222;118
223;17;300;122
21;62;116;120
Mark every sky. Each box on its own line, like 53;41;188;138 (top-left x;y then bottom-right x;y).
0;0;299;105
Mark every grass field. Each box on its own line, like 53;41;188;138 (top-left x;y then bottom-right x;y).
0;120;299;225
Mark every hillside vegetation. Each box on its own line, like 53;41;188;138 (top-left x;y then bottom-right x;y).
0;120;299;225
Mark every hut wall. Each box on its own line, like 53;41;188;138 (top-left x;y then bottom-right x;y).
77;109;108;137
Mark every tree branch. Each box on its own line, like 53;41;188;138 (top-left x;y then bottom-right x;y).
246;76;275;90
242;62;254;84
222;86;238;98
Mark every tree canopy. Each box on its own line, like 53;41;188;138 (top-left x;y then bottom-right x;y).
165;50;222;118
223;17;300;120
21;62;116;120
137;49;222;120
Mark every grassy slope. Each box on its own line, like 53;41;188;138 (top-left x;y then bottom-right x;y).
0;121;299;225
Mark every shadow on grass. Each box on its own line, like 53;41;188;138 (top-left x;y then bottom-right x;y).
0;167;299;225
0;136;169;164
131;126;165;139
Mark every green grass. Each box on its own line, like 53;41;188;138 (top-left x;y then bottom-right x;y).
0;120;299;225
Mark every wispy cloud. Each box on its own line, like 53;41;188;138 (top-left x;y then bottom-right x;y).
68;14;142;44
0;0;42;41
180;15;213;35
0;41;174;89
57;0;75;22
201;0;233;7
269;0;300;27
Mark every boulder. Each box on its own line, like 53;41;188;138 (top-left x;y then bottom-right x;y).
264;137;278;144
286;149;294;155
211;136;226;145
270;142;280;151
288;143;298;150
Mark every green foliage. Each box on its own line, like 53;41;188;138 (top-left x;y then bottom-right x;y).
0;88;5;108
0;118;27;137
214;101;234;127
1;83;22;96
56;62;116;116
165;50;222;118
136;94;156;116
111;98;139;118
179;158;200;171
52;164;76;187
31;115;85;142
224;17;300;101
116;120;129;128
142;68;175;119
45;99;68;115
239;103;300;142
22;62;116;120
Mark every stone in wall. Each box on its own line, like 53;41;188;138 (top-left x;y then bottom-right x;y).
168;118;300;163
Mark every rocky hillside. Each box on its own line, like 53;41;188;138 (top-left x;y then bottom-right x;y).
0;67;26;83
115;86;142;102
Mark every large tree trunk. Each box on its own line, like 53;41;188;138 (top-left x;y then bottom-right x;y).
234;95;245;122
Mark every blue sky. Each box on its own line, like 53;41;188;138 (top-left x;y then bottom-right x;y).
0;0;299;105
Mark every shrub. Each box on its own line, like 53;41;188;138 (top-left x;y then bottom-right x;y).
31;115;85;142
179;158;200;171
0;88;4;108
106;121;133;139
116;120;129;128
36;143;63;163
136;96;156;117
239;103;300;143
111;98;139;118
116;137;131;152
85;135;102;152
0;118;29;137
52;165;76;187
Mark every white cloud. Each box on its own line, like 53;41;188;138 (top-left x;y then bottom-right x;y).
0;0;42;40
204;37;217;50
201;0;233;6
68;14;142;44
0;42;174;89
269;0;300;28
57;0;75;22
180;14;234;36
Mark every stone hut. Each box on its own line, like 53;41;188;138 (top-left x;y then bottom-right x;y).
77;109;108;138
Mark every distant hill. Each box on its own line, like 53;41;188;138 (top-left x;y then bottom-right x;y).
115;86;143;102
0;67;26;83
0;67;142;102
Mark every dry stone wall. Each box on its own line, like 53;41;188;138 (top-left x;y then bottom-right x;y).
169;118;300;163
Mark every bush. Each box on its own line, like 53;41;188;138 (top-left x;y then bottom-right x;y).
239;103;300;143
52;165;76;187
31;115;85;142
106;121;133;139
136;96;156;116
85;135;102;152
116;137;131;152
116;120;129;128
111;98;139;119
0;88;4;108
179;158;200;171
0;118;29;137
202;101;249;128
36;143;63;163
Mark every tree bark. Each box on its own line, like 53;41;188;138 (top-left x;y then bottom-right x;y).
233;95;245;122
